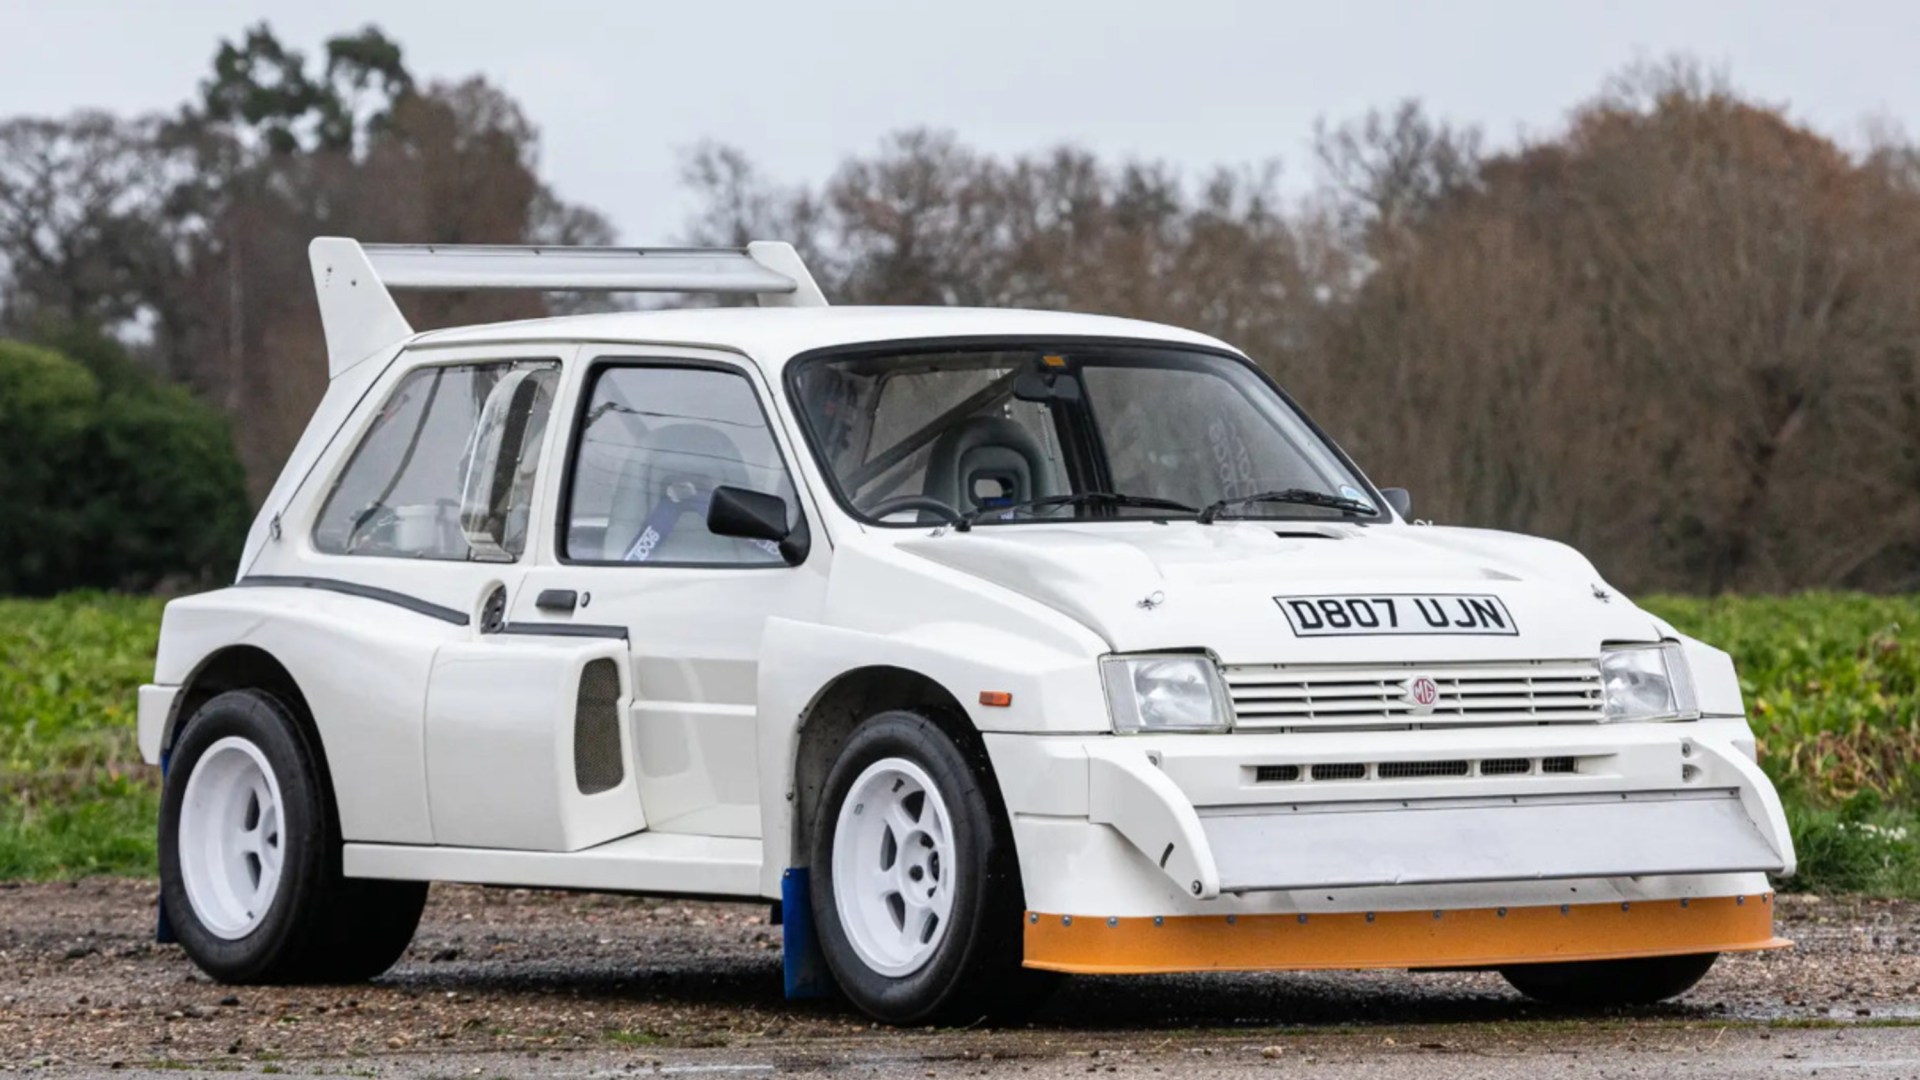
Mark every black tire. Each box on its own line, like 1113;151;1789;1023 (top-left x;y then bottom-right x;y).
808;709;1055;1024
159;688;427;983
1500;952;1718;1007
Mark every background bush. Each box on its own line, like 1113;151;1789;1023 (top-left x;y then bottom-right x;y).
1;591;1915;890
0;333;249;596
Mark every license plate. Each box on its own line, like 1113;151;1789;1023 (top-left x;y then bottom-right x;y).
1274;593;1519;637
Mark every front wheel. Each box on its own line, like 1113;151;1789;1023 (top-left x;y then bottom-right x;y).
808;710;1050;1024
1500;952;1718;1006
160;688;426;983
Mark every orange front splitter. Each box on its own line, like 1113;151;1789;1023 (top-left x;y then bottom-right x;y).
1023;894;1787;974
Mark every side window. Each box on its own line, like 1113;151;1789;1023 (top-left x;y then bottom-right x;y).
565;364;798;566
313;361;558;560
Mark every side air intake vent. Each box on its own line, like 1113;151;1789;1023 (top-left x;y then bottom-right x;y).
574;659;624;795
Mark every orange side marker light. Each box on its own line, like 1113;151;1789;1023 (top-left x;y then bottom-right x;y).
979;690;1013;707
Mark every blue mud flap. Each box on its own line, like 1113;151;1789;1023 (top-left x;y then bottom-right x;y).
780;868;828;999
156;751;176;944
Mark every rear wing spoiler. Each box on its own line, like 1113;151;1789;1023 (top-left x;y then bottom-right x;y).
308;237;827;377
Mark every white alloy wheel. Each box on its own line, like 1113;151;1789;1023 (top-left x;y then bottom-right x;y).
831;756;958;977
178;736;287;940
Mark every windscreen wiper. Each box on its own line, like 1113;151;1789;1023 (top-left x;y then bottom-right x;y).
1197;488;1380;524
956;491;1198;532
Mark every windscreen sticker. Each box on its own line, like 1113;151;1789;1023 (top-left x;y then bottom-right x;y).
1274;594;1519;636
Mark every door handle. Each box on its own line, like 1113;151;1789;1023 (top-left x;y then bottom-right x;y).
535;589;578;613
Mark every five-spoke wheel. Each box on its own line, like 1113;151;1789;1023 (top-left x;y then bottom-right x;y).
831;757;957;977
160;688;426;983
177;736;287;939
809;709;1052;1024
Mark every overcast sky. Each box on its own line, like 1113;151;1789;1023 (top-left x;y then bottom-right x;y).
6;1;1917;242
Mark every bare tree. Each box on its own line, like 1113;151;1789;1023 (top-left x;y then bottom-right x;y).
0;114;178;341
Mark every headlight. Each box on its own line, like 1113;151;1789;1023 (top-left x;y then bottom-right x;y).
1598;643;1698;723
1100;655;1233;733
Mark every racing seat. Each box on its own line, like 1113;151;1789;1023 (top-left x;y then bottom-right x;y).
924;416;1059;512
602;422;760;562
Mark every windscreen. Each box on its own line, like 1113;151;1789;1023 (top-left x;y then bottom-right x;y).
789;343;1376;526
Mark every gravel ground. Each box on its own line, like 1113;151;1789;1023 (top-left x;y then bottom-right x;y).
1;881;1916;1077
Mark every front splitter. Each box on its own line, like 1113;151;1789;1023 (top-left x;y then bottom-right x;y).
1023;894;1787;975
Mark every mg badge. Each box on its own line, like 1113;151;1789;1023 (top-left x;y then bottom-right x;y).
1405;675;1439;714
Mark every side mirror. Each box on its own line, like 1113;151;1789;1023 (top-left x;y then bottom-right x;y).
1380;487;1413;520
707;485;810;565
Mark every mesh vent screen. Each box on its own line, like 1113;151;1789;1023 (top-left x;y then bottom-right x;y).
1480;758;1533;776
1254;764;1302;783
1540;755;1578;774
1377;759;1470;779
1311;762;1368;781
574;658;624;795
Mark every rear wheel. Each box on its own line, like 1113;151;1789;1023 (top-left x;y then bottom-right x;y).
160;688;427;983
809;709;1053;1024
1500;952;1718;1006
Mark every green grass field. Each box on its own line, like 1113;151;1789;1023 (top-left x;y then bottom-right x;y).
2;592;1915;892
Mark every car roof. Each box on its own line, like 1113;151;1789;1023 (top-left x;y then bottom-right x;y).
406;305;1241;370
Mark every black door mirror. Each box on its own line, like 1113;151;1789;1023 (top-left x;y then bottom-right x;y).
707;485;809;564
1380;487;1413;520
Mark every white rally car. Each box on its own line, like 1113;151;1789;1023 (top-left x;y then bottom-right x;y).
140;238;1793;1023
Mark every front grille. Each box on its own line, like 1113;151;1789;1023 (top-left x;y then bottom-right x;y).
1250;755;1590;784
1222;660;1604;732
1377;759;1471;779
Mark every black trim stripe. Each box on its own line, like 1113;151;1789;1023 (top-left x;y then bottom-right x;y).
496;621;629;640
235;575;470;626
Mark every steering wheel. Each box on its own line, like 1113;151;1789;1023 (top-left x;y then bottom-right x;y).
865;494;964;525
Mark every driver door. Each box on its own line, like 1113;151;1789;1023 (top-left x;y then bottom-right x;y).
512;350;830;839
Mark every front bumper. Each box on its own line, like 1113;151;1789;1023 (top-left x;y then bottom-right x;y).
987;719;1794;971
